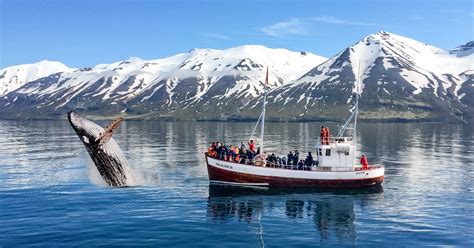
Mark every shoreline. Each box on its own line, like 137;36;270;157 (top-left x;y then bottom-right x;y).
0;115;464;124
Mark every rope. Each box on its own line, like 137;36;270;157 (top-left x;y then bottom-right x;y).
248;111;263;143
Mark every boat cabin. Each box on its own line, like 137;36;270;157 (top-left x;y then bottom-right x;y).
315;137;356;169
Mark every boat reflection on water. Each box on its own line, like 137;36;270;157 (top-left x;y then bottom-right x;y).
207;185;383;245
208;184;383;198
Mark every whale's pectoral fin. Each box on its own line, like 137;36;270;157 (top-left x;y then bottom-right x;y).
96;117;124;145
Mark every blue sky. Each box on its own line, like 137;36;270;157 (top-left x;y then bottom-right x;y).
1;0;473;68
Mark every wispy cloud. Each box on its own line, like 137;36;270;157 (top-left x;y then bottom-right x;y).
259;16;380;38
259;18;308;37
311;16;378;26
200;32;231;40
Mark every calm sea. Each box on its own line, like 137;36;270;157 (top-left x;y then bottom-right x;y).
0;120;473;247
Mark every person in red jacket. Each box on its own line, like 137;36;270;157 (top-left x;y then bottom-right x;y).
249;140;255;152
361;155;369;169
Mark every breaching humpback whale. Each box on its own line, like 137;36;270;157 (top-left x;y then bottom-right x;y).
68;111;132;187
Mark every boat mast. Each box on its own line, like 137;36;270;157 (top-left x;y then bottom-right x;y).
336;61;362;139
353;61;361;142
260;67;268;154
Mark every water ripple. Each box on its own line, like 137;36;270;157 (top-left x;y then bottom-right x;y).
0;121;473;247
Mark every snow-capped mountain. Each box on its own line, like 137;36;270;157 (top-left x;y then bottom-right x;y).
0;60;73;96
0;45;326;118
240;31;473;123
0;33;472;123
450;41;474;57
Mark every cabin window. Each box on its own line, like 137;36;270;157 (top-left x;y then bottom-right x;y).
326;149;331;156
318;149;322;156
344;151;349;156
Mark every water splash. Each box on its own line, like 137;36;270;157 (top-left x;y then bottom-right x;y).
87;159;161;187
128;164;161;187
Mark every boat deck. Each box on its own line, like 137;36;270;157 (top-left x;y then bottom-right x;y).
206;153;381;172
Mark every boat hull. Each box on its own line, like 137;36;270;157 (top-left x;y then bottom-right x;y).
205;154;384;189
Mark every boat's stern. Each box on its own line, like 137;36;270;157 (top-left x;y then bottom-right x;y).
364;165;385;185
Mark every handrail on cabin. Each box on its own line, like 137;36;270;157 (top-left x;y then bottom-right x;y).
316;136;354;145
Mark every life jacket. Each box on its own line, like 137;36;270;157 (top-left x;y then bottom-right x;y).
235;154;240;161
249;143;255;151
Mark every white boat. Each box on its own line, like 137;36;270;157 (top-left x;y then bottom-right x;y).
205;67;384;188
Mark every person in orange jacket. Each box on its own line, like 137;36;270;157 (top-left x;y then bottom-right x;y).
233;147;239;161
361;155;369;169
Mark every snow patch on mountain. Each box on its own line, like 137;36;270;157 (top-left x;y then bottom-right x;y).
4;45;327;111
347;31;473;95
0;60;73;96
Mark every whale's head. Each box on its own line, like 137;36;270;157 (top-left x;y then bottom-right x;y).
68;111;103;146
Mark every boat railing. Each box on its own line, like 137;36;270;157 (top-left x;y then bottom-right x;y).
255;160;317;171
207;153;382;171
207;152;317;170
319;165;383;172
254;162;383;171
316;136;354;145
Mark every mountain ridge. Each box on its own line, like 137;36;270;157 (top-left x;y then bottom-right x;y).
1;32;472;123
238;31;473;123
